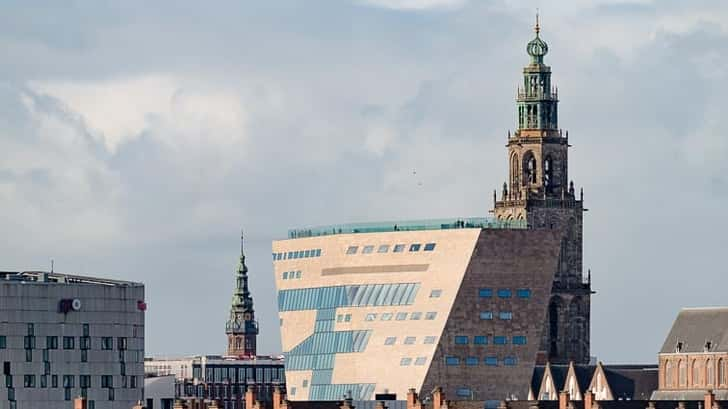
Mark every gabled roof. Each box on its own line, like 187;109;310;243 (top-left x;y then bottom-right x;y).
531;366;547;399
602;365;658;400
659;307;728;354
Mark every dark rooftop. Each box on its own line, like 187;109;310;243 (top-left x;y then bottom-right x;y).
659;307;728;354
0;271;142;287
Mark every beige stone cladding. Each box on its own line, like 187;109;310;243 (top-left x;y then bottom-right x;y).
421;229;561;401
272;228;482;400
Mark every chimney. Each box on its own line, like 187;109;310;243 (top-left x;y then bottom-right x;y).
407;388;420;409
208;400;221;409
376;401;389;409
254;400;264;409
705;391;717;409
498;401;509;409
132;401;146;409
174;399;189;409
340;395;356;409
584;390;594;409
246;385;257;409
74;397;88;409
281;400;291;409
559;391;570;409
432;387;444;409
273;385;284;409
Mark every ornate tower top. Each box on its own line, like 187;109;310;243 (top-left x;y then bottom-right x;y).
225;230;259;357
527;13;549;64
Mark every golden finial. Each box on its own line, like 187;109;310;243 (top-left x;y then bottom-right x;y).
535;9;541;35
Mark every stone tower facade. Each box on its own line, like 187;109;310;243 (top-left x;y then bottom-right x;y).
225;232;259;357
492;18;592;364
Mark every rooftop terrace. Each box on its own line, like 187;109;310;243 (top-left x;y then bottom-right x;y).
288;216;526;239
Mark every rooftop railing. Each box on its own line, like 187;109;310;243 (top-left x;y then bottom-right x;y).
287;217;527;239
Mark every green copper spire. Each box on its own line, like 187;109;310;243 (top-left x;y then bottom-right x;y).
517;14;558;131
225;230;258;356
527;12;549;65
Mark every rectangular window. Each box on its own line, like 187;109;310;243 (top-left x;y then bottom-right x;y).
290;387;296;396
454;336;468;345
80;375;91;388
479;311;493;320
404;336;416;345
429;289;442;298
24;375;35;388
512;336;527;345
478;288;493;298
282;271;288;280
0;336;5;349
287;251;293;259
344;314;351;322
52;375;58;388
380;313;393;321
457;388;472;397
409;243;421;252
395;312;408;321
5;374;12;388
315;249;322;257
27;323;34;336
393;244;405;253
102;337;113;350
63;336;74;350
101;375;113;388
499;312;513;320
424;243;436;251
424;336;437;344
295;271;302;279
45;336;58;350
384;337;397;346
445;356;460;366
336;315;343;323
25;349;32;362
304;249;311;258
24;335;35;349
474;336;488;345
365;313;377;322
497;289;512;298
80;336;90;350
83;324;89;337
302;379;308;388
466;357;479;366
415;357;427;366
81;350;88;362
485;356;498;366
346;246;358;255
377;245;389;253
130;376;137;389
63;375;74;388
410;312;422;320
118;337;127;350
40;375;47;388
517;288;531;298
362;245;374;254
400;358;412;366
425;312;437;320
494;336;508;345
504;356;518;366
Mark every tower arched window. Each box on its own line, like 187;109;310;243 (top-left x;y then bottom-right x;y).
720;359;725;386
511;154;520;190
523;152;537;185
665;361;673;388
708;359;714;386
544;156;553;187
692;360;702;386
679;360;687;386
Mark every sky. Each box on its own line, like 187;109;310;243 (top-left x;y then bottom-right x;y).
1;0;727;364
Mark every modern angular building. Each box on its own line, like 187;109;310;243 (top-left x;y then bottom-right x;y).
272;19;591;403
0;270;145;409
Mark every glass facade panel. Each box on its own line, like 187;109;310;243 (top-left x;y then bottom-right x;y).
309;384;375;401
485;356;498;366
499;312;513;320
512;336;527;345
480;312;493;320
377;245;389;253
400;358;412;366
479;288;493;298
409;244;421;252
504;356;518;366
362;245;374;254
474;336;488;345
429;289;442;298
425;312;437;320
445;356;460;366
393;244;405;253
454;336;468;345
424;243;436;251
410;312;422;320
395;312;408;321
278;283;420;311
517;288;531;298
414;357;427;366
384;337;396;346
424;336;437;344
404;337;416;345
494;336;508;345
346;246;358;255
497;289;512;298
380;313;393;321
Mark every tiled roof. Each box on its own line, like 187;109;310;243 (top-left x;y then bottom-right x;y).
659;307;728;354
603;365;658;400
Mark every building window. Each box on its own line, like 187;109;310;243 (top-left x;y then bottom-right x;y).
393;244;405;253
377;244;390;253
101;337;113;350
497;289;512;298
415;357;427;366
494;336;508;345
65;388;72;401
302;379;308;388
346;246;358;255
118;337;127;350
365;313;377;321
485;356;498;366
679;360;687;386
40;375;47;388
380;313;393;321
290;387;297;396
466;357;479;366
409;244;421;252
295;270;302;279
80;375;91;388
445;356;460;366
344;314;351;322
430;289;442;298
517;288;531;298
24;335;35;349
474;336;488;345
362;245;374;254
499;312;513;320
25;350;32;362
23;375;35;388
101;375;113;388
395;312;408;321
454;336;468;345
52;375;58;388
384;337;397;346
479;312;493;320
0;336;5;349
404;337;416;345
512;336;527;345
400;358;412;366
665;361;674;388
478;288;493;298
504;357;518;366
63;375;74;388
456;388;472;398
410;312;422;320
693;361;702;386
80;336;90;350
27;323;34;336
282;271;288;280
424;243;436;251
63;337;75;350
83;324;89;337
719;359;725;386
337;315;343;322
424;336;437;344
425;312;437;320
46;336;58;350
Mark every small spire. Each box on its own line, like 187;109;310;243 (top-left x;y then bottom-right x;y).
535;9;540;35
240;229;245;257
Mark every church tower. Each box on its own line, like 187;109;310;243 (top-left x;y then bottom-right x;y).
492;16;592;364
225;231;259;357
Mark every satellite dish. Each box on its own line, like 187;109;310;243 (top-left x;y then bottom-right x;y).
71;299;82;311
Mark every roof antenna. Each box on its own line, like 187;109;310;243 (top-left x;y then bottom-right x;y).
535;9;541;35
50;259;54;274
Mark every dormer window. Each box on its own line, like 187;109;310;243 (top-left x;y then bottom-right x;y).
675;341;683;353
705;341;713;352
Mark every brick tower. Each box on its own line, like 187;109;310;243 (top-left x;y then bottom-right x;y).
492;16;592;364
225;231;259;357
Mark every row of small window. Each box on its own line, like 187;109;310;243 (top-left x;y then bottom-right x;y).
479;311;513;320
366;311;437;321
12;374;136;389
273;249;322;261
14;323;141;338
454;335;527;345
478;288;531;298
346;243;436;255
400;357;428;366
3;335;129;351
281;271;302;280
446;356;519;366
385;336;437;345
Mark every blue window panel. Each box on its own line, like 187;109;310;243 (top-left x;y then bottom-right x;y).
288;330;371;355
395;312;408;321
317;308;336;320
410;312;422;320
474;336;488;345
425;312;437;320
384;337;396;345
311;369;332;385
409;243;421;252
484;356;498;366
454;336;468;345
478;288;493;298
456;388;472;397
424;336;437;344
430;289;442;298
415;357;427;366
393;244;405;252
309;384;375;401
314;320;334;332
315;249;322;257
499;312;513;320
479;312;493;320
424;243;436;251
287;252;293;259
380;313;393;321
304;250;311;257
504;356;518;366
512;336;527;345
497;289;512;298
445;356;460;366
485;401;501;409
493;336;508;345
298;250;304;258
404;337;416;345
465;357;478;366
282;272;288;280
400;358;412;366
278;283;420;311
296;271;302;279
346;246;358;255
378;245;389;253
517;288;531;298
